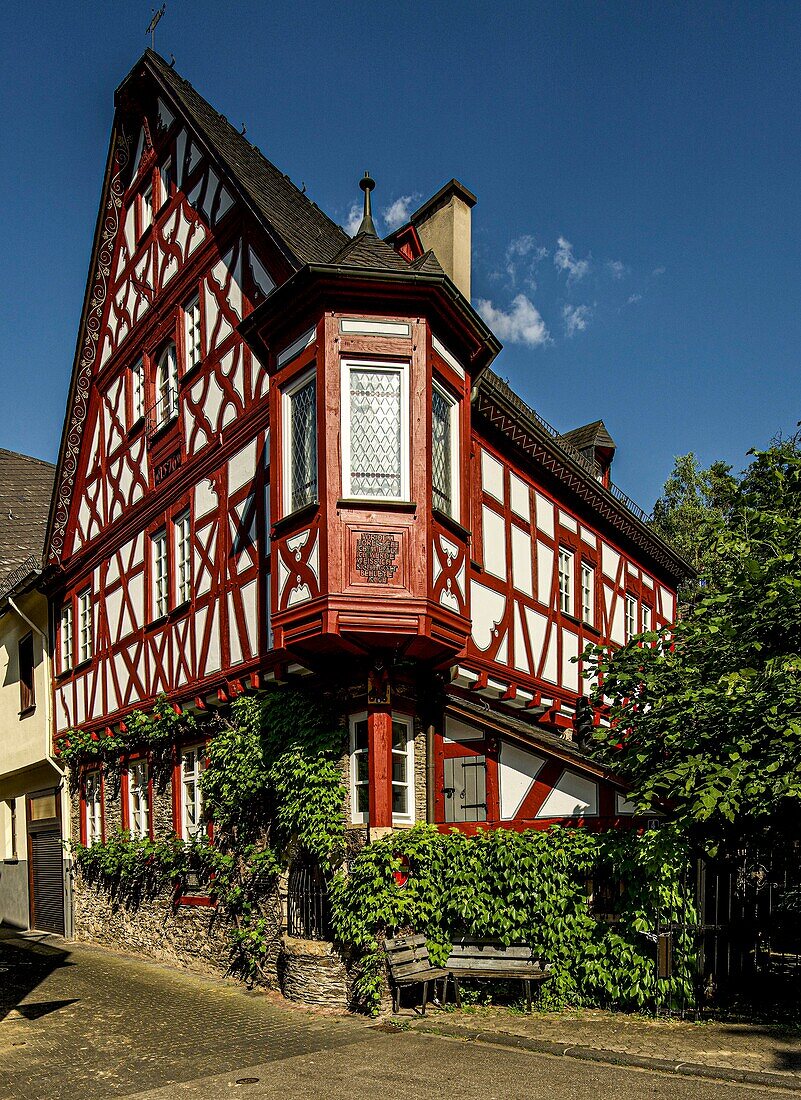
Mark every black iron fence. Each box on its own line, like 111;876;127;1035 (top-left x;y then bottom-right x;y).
287;861;330;941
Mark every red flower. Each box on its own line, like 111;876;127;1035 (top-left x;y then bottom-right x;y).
64;739;71;749
614;742;624;750
91;732;99;741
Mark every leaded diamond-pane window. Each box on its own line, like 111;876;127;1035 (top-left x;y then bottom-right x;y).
432;387;452;514
349;368;402;498
290;379;317;511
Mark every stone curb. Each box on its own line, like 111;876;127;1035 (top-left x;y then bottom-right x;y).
409;1020;801;1092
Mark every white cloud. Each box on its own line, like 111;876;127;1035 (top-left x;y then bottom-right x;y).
562;303;592;337
627;293;642;305
505;236;548;285
554;236;590;282
344;202;362;236
382;194;420;231
652;265;666;276
476;294;550;348
607;259;626;279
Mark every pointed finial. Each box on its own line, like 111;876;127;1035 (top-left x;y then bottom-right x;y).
357;171;377;236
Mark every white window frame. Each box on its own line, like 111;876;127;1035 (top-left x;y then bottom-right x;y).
432;381;460;519
341;359;410;503
180;744;206;840
281;367;318;516
625;593;638;641
581;562;594;626
558;548;574;616
174;510;191;606
78;588;92;664
127;759;150;840
156;344;179;428
642;603;652;633
348;711;415;827
85;771;102;846
151;529;169;619
60;603;73;672
183;294;202;374
131;358;145;424
139;182;153;236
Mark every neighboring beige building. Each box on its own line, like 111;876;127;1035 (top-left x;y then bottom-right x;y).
0;450;68;935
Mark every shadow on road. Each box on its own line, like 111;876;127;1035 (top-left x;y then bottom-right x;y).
0;929;75;1023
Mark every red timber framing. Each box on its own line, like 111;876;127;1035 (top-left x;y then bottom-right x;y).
44;49;691;843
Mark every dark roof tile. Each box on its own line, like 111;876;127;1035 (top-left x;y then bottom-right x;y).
330;231;412;272
0;450;55;579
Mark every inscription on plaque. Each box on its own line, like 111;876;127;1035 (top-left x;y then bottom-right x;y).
154;449;181;486
355;532;400;584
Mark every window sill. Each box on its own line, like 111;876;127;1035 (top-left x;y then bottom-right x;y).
336;498;417;513
272;501;319;537
55;668;72;682
147;614;169;630
432;507;471;541
582;622;601;637
180;361;204;387
148;416;180;445
73;658;92;674
170;600;191;619
127;418;145;440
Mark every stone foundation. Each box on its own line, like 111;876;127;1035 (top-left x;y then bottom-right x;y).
279;934;351;1007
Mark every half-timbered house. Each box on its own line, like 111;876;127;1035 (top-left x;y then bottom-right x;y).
45;52;688;969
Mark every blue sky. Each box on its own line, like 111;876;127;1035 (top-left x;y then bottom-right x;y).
1;1;799;511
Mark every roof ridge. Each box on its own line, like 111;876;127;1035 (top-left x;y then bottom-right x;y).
0;448;56;469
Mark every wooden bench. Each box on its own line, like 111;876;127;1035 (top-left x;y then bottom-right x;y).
385;934;460;1015
445;941;551;1012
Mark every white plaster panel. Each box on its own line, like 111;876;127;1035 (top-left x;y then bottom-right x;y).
509;473;530;522
499;740;545;820
602;543;620;580
195;477;218;521
513;602;530;673
610;594;625;645
228;592;243;667
482;506;506;580
241;578;258;659
470;581;506;651
580;527;597;547
535;492;554;538
228;440;257;495
559;511;578;533
249;248;276;296
511;526;533;596
204;601;221;675
536;542;553;606
481;450;504;502
561;628;580;693
659;586;675;622
537;772;598;818
444;717;483;743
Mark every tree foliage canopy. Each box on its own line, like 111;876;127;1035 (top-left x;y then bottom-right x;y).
587;443;801;845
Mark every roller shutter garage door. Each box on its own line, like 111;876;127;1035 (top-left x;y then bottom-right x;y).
30;828;65;935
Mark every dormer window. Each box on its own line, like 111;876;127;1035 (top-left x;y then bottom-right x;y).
156;344;179;428
342;360;409;501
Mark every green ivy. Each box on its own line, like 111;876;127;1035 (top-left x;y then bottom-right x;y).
329;824;696;1016
70;688;344;984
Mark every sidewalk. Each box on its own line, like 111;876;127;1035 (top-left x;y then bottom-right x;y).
401;1004;801;1091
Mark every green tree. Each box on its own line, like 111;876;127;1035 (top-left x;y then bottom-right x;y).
587;444;801;847
651;453;737;579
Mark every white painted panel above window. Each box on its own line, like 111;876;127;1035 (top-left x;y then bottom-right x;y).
480;449;504;502
535;492;554;538
444;717;483;743
659;586;675;621
482;506;507;580
509;473;530;522
511;525;533;596
432;335;465;378
580;527;597;547
340;318;411;337
277;326;316;368
559;510;578;533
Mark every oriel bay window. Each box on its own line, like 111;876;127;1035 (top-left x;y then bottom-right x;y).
349;712;415;826
282;370;317;513
432;383;459;517
342;360;409;501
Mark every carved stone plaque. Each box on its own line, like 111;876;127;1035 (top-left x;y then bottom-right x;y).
355;532;400;584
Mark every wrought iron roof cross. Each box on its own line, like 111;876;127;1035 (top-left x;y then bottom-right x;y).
146;5;166;50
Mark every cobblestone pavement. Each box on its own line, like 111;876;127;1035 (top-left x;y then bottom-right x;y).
0;931;366;1100
404;1002;801;1080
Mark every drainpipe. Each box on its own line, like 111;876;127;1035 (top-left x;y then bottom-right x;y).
426;724;436;823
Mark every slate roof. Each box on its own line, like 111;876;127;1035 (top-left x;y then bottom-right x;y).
411;249;445;274
561;420;616;454
0;450;55;582
140;51;349;268
330;231;412;272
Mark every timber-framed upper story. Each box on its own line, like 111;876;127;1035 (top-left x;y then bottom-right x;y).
43;50;690;740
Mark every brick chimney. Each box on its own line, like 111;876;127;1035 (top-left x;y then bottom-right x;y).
410;180;476;299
